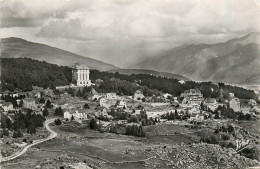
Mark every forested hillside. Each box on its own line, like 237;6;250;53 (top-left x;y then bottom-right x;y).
1;58;72;91
0;58;256;99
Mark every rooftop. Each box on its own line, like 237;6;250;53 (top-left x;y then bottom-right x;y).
74;64;90;70
2;102;12;107
204;98;216;103
23;98;35;102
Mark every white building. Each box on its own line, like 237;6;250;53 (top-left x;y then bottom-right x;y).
134;90;145;100
117;100;127;108
99;97;108;108
204;98;218;111
106;93;117;100
64;110;88;121
23;98;36;109
163;93;172;99
2;102;13;112
189;113;204;121
72;64;91;87
229;98;240;112
249;99;257;106
181;89;203;108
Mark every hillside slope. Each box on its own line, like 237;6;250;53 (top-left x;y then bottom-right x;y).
1;37;118;71
109;69;190;81
137;33;260;84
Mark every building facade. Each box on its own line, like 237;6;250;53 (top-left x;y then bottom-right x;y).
72;64;91;87
204;98;218;111
134;90;145;100
2;102;13;112
229;98;240;112
23;98;36;109
181;89;203;108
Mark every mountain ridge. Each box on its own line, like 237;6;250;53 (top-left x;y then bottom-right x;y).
1;37;118;71
109;69;190;81
136;32;260;85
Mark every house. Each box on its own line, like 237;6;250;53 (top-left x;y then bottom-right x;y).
117;100;127;108
181;89;203;108
23;98;36;109
134;90;145;100
94;106;108;117
92;94;104;100
229;93;235;98
229;98;240;112
64;111;73;120
2;102;13;112
99;97;108;108
11;93;19;98
163;93;172;99
106;93;117;100
189;113;204;121
34;92;41;99
249;99;257;106
64;110;88;121
204;98;218;111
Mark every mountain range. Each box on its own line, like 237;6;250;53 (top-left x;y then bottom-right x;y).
1;33;259;85
0;37;189;81
1;37;117;71
137;32;260;85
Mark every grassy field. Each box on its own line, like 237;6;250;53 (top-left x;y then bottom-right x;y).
3;122;255;169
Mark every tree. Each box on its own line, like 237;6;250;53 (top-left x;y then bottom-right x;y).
46;100;52;108
84;103;90;109
227;124;234;133
55;119;62;125
55;107;64;116
27;125;36;134
71;115;74;121
42;108;49;117
39;98;45;104
89;119;98;129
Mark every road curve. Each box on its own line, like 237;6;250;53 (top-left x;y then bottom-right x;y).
1;118;57;163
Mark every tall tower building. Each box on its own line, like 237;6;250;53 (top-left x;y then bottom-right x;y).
72;64;91;87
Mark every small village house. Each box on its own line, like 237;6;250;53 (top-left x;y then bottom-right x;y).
116;100;127;108
2;102;13;112
204;98;218;111
189;113;204;121
249;99;257;106
99;97;108;108
106;93;117;100
229;98;240;112
64;110;88;122
23;98;36;109
94;106;109;117
134;90;145;100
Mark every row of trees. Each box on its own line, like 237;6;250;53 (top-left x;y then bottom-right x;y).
1;109;46;135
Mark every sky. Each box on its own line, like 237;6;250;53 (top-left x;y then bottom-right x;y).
1;0;260;67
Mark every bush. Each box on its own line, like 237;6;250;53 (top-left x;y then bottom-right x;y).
84;103;90;109
55;107;64;116
55;119;62;125
89;119;98;129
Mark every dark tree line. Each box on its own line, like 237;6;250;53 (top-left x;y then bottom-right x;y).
1;58;72;92
1;58;255;100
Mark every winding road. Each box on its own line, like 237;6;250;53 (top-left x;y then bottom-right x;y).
1;118;57;163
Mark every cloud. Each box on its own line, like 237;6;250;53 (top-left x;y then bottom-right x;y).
1;0;260;67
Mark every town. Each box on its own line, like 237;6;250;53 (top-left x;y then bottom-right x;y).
1;62;260;168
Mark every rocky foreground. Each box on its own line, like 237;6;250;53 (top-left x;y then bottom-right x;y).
35;142;260;169
143;143;260;169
